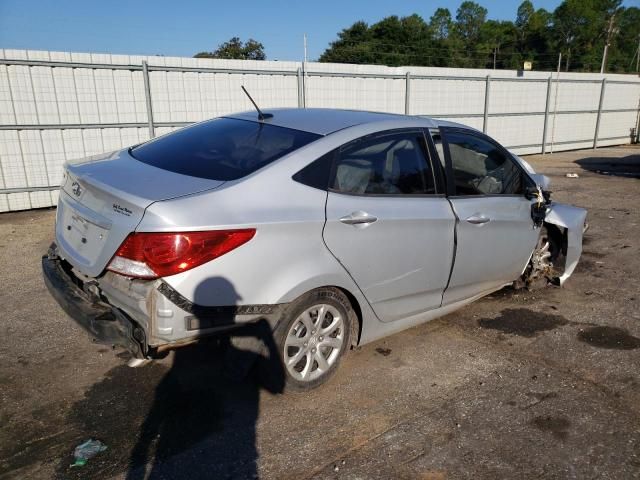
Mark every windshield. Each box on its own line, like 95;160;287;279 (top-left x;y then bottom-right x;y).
130;118;321;180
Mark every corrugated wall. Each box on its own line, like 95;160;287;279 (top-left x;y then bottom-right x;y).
1;48;639;212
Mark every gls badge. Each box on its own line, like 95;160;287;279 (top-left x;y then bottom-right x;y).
71;181;83;197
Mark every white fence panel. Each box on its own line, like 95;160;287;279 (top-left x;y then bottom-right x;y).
411;78;486;116
0;48;638;212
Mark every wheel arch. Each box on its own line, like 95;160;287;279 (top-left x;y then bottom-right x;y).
279;282;365;347
335;286;363;347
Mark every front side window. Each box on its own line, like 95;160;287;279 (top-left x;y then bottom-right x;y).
444;131;523;196
331;132;436;195
130;118;320;181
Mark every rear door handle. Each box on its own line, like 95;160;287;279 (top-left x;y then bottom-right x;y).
466;215;490;225
340;211;378;225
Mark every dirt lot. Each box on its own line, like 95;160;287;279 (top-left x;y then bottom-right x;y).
0;145;639;480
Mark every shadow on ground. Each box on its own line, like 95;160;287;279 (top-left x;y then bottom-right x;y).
478;308;569;338
575;154;640;179
55;321;284;480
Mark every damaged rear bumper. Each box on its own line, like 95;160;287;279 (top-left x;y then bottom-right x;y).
43;244;286;358
42;250;147;358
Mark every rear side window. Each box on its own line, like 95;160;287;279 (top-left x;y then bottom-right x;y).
331;132;436;195
292;151;334;190
130;118;320;180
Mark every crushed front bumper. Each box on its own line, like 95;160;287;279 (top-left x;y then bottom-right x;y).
42;250;147;358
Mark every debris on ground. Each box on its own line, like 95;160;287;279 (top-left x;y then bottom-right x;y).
565;173;579;178
70;439;107;467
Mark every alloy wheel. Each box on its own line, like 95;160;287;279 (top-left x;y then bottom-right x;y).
283;303;345;382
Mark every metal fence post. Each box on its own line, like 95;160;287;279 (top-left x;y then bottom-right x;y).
541;76;552;154
483;75;491;133
297;67;304;108
405;72;411;115
635;95;640;144
141;60;155;138
593;78;607;149
302;61;307;108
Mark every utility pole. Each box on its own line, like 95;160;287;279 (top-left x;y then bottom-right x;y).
302;34;308;108
600;13;616;74
493;47;497;70
637;35;640;73
303;33;308;63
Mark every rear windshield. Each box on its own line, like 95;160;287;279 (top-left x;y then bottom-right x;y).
130;118;320;180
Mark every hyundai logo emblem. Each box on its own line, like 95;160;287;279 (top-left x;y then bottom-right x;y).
71;181;83;197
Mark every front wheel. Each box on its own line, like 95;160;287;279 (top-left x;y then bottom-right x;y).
274;288;352;391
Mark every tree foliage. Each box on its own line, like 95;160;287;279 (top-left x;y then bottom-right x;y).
318;0;640;72
195;37;266;60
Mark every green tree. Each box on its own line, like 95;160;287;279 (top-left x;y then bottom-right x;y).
607;7;640;72
194;37;266;60
428;8;459;67
516;0;535;30
513;1;553;70
316;0;638;73
319;15;432;66
452;1;489;67
455;1;488;44
318;21;374;64
479;20;519;69
551;0;622;71
430;8;452;40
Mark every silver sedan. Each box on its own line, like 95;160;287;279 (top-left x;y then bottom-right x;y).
42;108;587;390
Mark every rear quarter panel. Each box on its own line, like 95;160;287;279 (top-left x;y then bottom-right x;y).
138;174;365;308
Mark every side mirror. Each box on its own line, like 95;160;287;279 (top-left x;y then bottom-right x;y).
524;183;551;204
524;185;539;200
529;173;551;191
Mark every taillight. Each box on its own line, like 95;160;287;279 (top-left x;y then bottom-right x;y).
107;229;256;279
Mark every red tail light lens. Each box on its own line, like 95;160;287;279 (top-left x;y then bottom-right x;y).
107;229;256;279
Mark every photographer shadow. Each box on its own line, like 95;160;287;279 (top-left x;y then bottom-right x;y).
125;277;285;480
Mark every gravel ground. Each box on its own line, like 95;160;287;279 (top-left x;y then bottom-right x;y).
0;145;639;480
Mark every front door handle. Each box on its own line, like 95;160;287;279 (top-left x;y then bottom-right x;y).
466;214;490;225
340;211;378;225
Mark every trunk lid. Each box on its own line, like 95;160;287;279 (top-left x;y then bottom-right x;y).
55;149;225;277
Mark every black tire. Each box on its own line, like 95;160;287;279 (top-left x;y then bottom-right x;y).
273;287;352;392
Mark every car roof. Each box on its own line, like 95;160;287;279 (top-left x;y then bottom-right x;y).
225;108;468;136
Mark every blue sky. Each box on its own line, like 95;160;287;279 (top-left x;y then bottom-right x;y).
1;0;638;61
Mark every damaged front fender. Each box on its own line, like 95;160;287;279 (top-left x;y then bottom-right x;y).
545;202;588;285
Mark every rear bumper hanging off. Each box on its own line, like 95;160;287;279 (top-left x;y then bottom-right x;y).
42;247;146;358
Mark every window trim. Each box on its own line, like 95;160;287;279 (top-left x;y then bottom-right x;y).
440;126;534;198
423;127;448;196
327;128;444;198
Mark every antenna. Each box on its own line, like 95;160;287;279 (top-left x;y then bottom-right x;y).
241;86;272;121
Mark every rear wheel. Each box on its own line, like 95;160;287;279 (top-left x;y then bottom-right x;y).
274;288;352;391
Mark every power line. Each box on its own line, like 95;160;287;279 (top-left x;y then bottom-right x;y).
321;45;554;68
321;40;636;72
325;38;571;60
